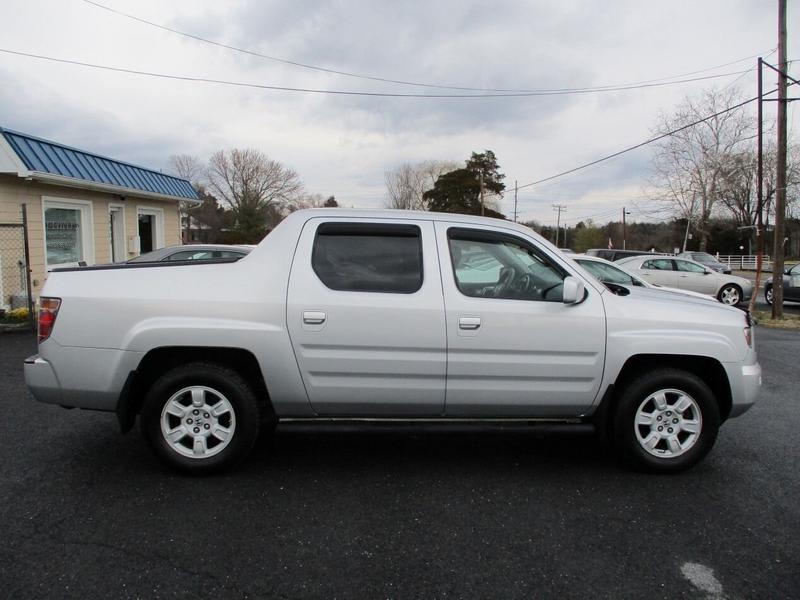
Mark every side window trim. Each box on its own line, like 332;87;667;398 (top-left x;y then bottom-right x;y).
311;221;424;294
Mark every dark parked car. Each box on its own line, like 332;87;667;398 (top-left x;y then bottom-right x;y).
765;263;800;305
127;244;253;263
585;248;667;262
677;252;732;274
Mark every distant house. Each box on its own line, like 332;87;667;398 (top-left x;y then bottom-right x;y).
0;127;198;306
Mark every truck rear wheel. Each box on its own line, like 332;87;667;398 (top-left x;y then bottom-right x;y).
140;362;260;474
613;369;720;473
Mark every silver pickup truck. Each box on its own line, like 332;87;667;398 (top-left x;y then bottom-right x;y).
25;209;761;474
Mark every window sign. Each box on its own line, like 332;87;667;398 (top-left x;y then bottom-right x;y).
45;207;83;265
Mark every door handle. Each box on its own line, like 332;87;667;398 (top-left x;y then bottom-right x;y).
303;311;327;325
459;316;481;330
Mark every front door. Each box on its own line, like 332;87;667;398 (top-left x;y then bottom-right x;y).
435;222;606;417
286;218;446;416
674;259;717;294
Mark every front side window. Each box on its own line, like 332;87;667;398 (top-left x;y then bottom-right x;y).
643;259;673;271
448;229;566;302
675;260;706;273
312;223;423;293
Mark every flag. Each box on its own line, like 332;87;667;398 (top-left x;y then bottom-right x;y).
608;237;613;249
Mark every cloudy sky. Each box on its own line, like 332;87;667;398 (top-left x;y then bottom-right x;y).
0;0;797;227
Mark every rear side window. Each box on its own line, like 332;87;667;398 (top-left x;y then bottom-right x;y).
643;259;673;271
312;222;423;293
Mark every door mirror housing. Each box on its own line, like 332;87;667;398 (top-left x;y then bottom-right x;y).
562;276;585;304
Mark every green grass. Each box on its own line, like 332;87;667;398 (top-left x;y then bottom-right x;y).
753;310;800;330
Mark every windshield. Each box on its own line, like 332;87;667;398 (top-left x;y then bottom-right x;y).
576;259;641;286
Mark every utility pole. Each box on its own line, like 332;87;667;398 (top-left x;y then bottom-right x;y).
622;207;631;250
479;171;485;217
513;180;518;222
772;0;787;319
552;204;567;247
749;57;765;314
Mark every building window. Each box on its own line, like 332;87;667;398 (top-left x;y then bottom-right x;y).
42;198;93;269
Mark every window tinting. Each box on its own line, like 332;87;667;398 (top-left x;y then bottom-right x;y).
448;228;566;302
312;223;423;293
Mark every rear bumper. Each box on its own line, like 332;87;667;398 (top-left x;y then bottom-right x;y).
24;354;62;405
24;345;143;411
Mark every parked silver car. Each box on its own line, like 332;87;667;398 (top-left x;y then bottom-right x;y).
677;252;732;274
617;255;752;306
128;244;252;263
572;255;715;301
765;263;800;305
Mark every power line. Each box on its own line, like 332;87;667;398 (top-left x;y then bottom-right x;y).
79;0;771;94
514;91;773;190
0;47;756;99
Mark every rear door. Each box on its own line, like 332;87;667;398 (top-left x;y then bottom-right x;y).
286;218;446;416
638;258;678;287
435;222;606;417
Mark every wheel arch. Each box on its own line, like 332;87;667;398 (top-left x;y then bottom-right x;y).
593;353;733;438
116;346;274;433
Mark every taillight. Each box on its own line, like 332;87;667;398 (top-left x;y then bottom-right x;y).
38;297;61;343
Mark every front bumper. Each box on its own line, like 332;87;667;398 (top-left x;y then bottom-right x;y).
727;361;762;418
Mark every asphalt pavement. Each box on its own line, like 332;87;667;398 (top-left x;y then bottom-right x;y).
1;329;798;599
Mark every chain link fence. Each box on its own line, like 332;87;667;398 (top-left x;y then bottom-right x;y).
0;205;34;330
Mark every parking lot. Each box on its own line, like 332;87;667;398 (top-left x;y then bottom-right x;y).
1;328;798;599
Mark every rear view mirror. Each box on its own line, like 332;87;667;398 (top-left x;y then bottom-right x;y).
563;276;585;304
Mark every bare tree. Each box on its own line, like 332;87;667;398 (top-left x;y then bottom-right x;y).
715;142;800;238
384;160;459;210
168;154;204;185
651;88;755;251
206;149;303;241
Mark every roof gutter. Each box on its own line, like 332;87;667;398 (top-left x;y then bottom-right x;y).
22;171;201;204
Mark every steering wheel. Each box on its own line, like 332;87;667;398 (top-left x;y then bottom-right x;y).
512;273;534;296
492;267;517;297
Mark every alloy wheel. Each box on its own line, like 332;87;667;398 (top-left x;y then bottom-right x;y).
160;386;236;458
634;388;703;458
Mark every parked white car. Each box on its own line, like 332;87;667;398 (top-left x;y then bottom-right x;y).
572;255;716;302
616;255;752;306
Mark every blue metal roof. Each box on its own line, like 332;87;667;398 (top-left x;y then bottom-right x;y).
0;127;198;201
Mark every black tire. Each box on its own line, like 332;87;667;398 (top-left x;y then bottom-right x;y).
612;368;720;473
717;283;743;305
140;362;261;475
765;284;774;305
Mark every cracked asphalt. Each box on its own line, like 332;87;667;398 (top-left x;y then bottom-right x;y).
1;327;798;599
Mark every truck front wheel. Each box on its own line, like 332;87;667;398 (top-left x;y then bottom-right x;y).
140;362;261;474
613;369;720;473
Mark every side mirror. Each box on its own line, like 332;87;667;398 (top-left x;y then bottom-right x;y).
785;267;792;275
562;276;585;304
704;269;712;275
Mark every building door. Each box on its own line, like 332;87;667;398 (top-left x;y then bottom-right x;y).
138;214;154;254
109;206;125;262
